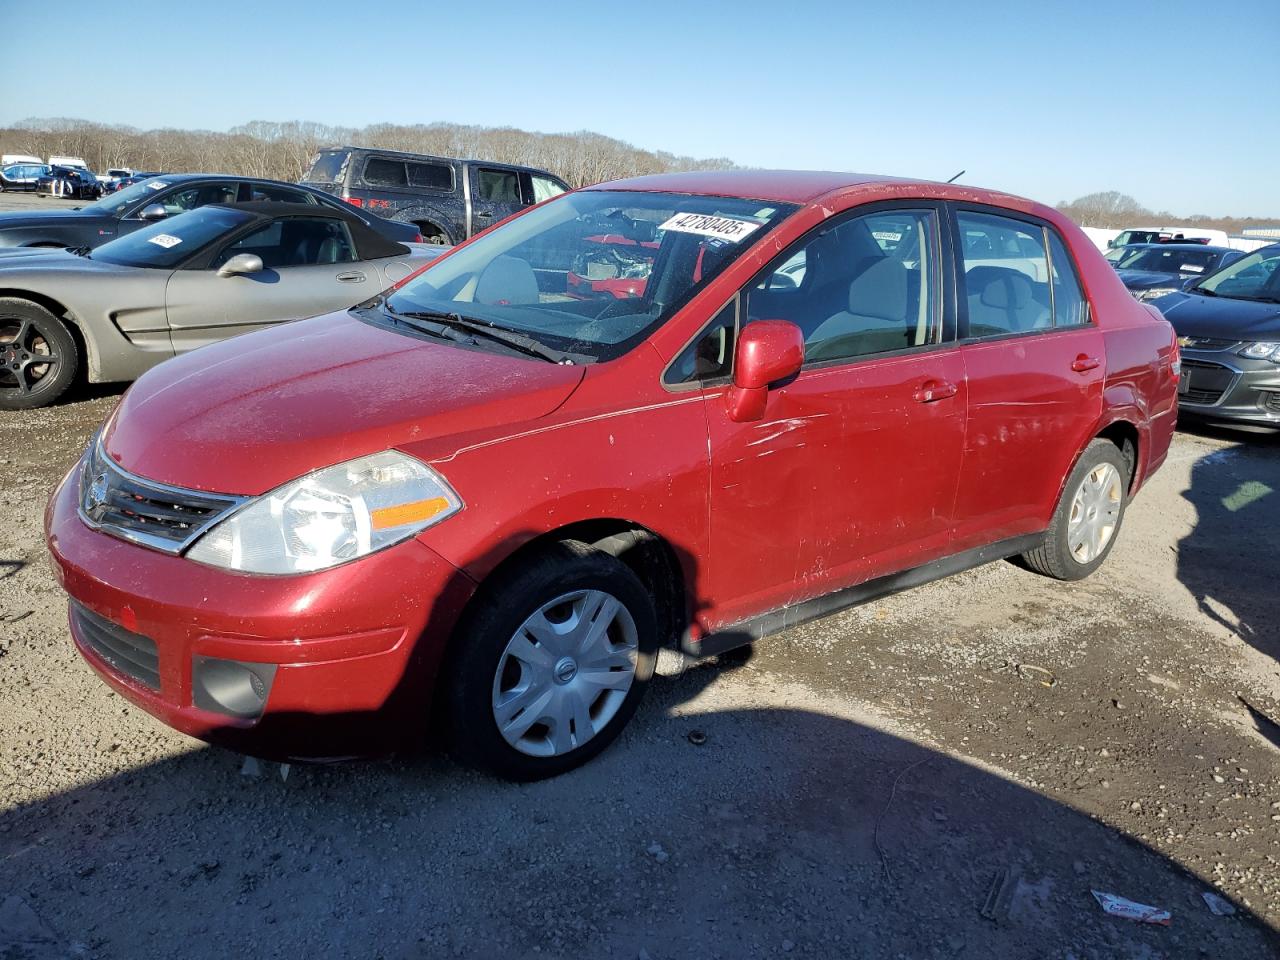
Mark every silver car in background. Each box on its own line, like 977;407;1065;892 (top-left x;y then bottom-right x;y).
0;202;442;409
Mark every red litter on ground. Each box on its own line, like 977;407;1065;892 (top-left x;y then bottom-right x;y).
1091;891;1172;925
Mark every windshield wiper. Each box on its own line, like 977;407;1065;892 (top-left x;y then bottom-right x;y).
390;308;574;364
66;245;92;257
1191;286;1216;296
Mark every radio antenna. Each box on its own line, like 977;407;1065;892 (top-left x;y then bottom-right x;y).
946;170;965;184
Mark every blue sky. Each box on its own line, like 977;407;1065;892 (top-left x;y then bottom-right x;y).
2;0;1276;216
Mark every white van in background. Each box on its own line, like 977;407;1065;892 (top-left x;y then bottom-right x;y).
47;155;89;170
1;154;42;166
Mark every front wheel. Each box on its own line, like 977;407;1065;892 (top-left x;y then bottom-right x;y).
0;298;79;410
445;541;658;780
1021;439;1129;581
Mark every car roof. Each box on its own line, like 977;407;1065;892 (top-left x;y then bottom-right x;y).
313;146;562;178
584;169;1042;209
1120;242;1235;254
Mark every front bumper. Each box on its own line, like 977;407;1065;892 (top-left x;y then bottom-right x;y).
1178;349;1280;427
46;465;477;760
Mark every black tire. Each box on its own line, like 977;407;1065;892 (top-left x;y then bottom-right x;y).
1022;439;1129;581
0;298;79;411
445;540;659;781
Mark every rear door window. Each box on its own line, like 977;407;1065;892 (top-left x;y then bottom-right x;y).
247;184;317;203
213;217;356;269
958;211;1052;337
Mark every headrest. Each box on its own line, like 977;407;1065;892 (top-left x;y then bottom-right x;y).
968;267;1033;309
848;258;908;320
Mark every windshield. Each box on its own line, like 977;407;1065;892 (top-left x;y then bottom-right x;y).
384;190;796;361
1195;246;1280;301
91;206;253;269
1117;247;1219;275
80;176;174;217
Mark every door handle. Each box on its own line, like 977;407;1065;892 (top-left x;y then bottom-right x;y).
336;271;366;283
1071;355;1101;373
476;211;493;218
912;379;958;403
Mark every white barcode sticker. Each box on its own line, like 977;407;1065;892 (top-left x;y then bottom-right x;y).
147;233;182;248
659;212;761;243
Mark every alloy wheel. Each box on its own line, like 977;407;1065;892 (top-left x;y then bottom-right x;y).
0;316;60;397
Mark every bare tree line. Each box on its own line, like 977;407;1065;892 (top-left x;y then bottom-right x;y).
1056;190;1276;235
0;117;736;187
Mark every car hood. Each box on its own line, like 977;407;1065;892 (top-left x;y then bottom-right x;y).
1154;291;1280;340
0;246;133;275
1116;268;1186;290
0;210;97;227
103;310;587;495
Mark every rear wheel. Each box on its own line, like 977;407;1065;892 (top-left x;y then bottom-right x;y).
0;299;78;410
415;221;449;245
1022;439;1128;581
445;541;658;780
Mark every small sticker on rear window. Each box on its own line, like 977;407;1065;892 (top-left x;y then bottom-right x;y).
147;233;182;249
1180;264;1204;273
147;180;168;190
658;213;762;243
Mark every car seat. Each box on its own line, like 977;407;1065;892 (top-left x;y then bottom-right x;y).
966;266;1050;333
806;257;913;357
475;255;540;305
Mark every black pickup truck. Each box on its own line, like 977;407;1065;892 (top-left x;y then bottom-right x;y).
299;147;570;245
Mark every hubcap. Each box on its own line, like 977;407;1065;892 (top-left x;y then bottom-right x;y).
491;589;638;758
0;317;59;395
1067;462;1122;564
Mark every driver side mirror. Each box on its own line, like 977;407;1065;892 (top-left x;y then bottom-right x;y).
217;253;264;277
726;320;804;422
138;203;168;221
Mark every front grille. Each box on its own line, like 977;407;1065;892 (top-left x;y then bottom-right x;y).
1177;337;1237;351
78;441;244;554
71;601;160;690
1180;359;1236;406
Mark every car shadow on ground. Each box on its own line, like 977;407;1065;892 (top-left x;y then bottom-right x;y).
2;654;1276;960
1174;420;1279;663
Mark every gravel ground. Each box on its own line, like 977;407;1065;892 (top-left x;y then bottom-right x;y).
0;188;1278;958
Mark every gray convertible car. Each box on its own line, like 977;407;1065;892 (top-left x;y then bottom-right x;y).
0;202;441;409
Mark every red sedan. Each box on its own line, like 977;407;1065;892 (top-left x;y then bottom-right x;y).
46;171;1180;779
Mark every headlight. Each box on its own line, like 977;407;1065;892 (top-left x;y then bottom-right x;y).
186;451;461;574
1136;287;1178;302
1239;342;1280;362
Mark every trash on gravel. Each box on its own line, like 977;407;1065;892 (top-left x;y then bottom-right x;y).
240;757;262;778
1202;891;1236;917
1091;890;1172;925
687;729;707;746
980;868;1015;922
1015;663;1057;688
279;762;291;782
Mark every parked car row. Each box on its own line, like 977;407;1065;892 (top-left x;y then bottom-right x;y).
1104;238;1280;427
35;168;1183;779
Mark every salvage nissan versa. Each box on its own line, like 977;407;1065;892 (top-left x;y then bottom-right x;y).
46;171;1180;780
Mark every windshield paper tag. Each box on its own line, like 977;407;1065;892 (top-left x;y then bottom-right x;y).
1181;264;1203;272
147;233;182;248
659;213;761;243
147;180;167;190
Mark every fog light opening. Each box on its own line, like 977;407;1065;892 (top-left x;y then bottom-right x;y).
192;657;277;720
